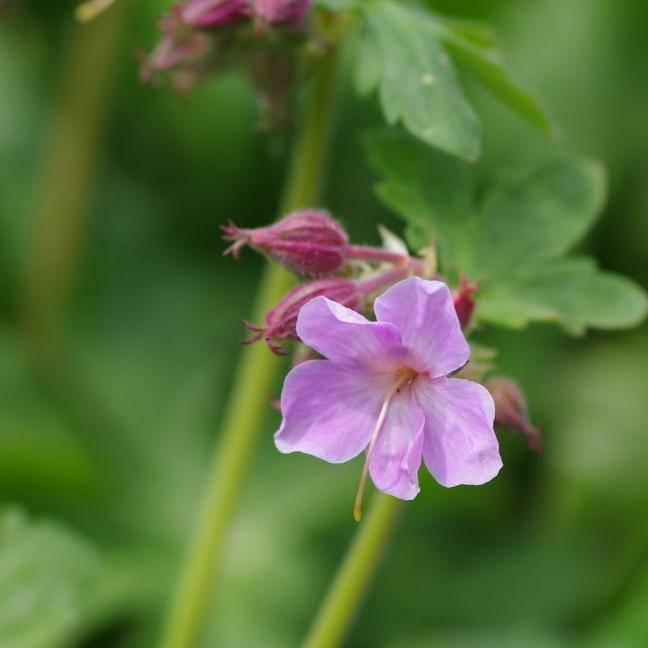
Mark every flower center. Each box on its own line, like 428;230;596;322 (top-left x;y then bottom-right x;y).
353;366;418;522
394;366;418;386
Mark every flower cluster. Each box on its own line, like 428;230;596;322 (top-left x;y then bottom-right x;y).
222;209;545;511
141;0;314;125
223;209;430;353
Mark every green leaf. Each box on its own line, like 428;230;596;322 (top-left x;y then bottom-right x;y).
0;508;101;648
465;158;607;280
368;131;648;334
432;16;499;51
430;16;556;134
478;258;648;334
367;130;473;254
356;0;480;160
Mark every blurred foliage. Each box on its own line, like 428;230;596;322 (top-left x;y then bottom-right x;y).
368;132;646;333
0;508;100;647
1;0;647;646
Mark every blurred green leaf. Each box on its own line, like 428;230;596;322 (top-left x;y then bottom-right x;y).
368;131;648;333
470;159;606;277
356;0;481;160
431;16;555;134
0;508;101;648
431;16;499;51
477;258;648;334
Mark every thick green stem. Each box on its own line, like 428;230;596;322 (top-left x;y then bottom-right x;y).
22;7;125;347
160;52;341;648
302;495;403;648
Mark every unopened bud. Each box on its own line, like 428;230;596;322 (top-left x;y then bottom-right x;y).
453;275;478;330
139;6;215;89
485;377;543;453
243;277;362;354
254;0;311;25
222;210;349;275
181;0;248;27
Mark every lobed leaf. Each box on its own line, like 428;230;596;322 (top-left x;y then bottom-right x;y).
356;0;481;160
477;258;648;334
367;130;473;259
367;131;648;334
431;16;556;134
465;158;607;280
432;16;500;52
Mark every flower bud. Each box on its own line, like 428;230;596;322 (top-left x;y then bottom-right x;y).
453;275;478;330
485;376;543;453
254;0;311;26
139;6;216;91
243;277;363;354
222;210;349;275
182;0;248;28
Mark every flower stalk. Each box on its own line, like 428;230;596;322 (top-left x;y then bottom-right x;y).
355;264;416;296
346;244;425;271
303;494;403;648
160;45;343;648
22;5;126;350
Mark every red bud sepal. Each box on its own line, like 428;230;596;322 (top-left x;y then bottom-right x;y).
453;275;479;330
223;210;349;276
485;376;543;453
242;277;363;354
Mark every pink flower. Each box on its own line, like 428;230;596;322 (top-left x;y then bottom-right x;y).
222;210;349;275
275;277;502;519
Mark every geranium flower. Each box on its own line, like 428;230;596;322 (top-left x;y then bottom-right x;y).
275;277;502;519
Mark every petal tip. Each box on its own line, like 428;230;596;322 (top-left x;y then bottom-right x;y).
436;452;503;488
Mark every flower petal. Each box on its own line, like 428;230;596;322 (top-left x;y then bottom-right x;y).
368;390;425;500
275;360;391;463
415;377;502;487
374;277;470;377
296;296;403;369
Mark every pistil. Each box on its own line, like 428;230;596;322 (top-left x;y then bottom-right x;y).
353;367;417;521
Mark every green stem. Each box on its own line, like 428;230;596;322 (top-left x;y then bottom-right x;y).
16;6;133;472
22;7;125;347
303;495;403;648
160;51;342;648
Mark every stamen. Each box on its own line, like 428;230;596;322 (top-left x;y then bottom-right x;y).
353;368;416;522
